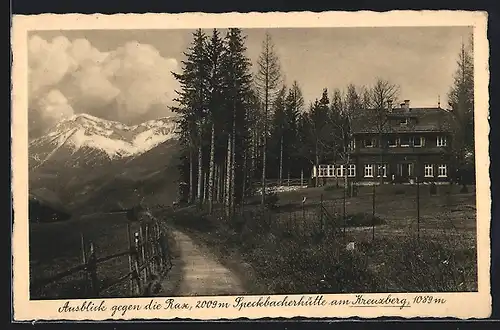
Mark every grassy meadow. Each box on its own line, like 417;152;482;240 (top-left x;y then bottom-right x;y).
162;183;477;294
29;213;141;299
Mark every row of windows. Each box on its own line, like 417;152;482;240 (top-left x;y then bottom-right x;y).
363;164;448;178
363;164;387;178
425;164;448;178
316;164;449;178
318;163;448;178
358;136;447;148
316;164;356;178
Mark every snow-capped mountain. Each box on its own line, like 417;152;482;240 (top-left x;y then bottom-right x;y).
29;113;179;168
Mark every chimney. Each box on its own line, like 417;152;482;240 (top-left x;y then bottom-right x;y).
403;99;410;112
387;99;393;112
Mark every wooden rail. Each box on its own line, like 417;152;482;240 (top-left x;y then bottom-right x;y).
31;220;171;298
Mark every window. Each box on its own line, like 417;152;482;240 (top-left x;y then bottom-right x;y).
400;118;408;125
318;165;328;177
336;165;344;177
364;138;373;148
437;136;447;147
438;164;447;177
400;136;411;147
424;164;434;177
388;136;398;147
364;164;373;178
377;164;387;178
328;165;335;177
413;136;424;147
349;139;356;150
348;164;356;177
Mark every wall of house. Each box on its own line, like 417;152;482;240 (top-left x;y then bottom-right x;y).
351;153;453;183
353;132;452;150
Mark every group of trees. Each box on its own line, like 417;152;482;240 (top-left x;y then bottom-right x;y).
172;28;255;217
447;36;475;184
172;28;475;215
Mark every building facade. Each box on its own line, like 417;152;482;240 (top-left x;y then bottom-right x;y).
312;100;455;185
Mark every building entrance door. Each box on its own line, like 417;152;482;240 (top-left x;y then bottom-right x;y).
397;162;414;180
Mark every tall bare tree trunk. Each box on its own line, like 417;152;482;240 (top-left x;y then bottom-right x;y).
261;114;267;205
379;131;384;185
315;138;319;187
225;135;232;219
189;147;194;204
197;142;203;205
204;172;208;204
219;162;224;203
208;123;216;213
279;135;283;186
230;111;236;216
250;130;257;189
242;150;248;202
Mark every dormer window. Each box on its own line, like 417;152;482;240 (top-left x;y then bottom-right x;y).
364;138;374;148
413;136;424;147
400;136;411;147
388;137;398;147
437;136;447;147
400;118;409;126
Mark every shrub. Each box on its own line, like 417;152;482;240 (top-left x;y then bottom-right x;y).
345;212;385;227
394;188;406;195
323;185;339;192
430;183;437;195
265;190;279;209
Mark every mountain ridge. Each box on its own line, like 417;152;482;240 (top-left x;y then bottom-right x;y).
29;113;182;215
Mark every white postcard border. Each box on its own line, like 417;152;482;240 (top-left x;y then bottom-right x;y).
11;10;491;321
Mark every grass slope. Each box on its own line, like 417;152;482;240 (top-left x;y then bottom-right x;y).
164;183;477;294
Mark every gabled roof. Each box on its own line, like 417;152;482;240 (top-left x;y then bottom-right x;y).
351;106;456;134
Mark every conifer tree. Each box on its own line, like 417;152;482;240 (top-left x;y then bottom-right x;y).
254;32;282;205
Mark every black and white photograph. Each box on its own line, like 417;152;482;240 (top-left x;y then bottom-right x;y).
12;11;491;320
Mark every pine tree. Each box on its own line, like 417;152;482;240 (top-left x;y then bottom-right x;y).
254;32;282;206
284;81;304;178
270;85;287;184
220;28;253;217
206;28;226;214
447;36;474;186
172;29;210;205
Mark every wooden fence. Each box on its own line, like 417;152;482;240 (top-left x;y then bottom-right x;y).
31;220;172;298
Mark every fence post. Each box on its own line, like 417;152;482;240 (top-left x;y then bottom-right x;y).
80;233;88;296
133;232;142;295
156;222;161;272
150;223;156;275
145;224;150;280
139;225;146;283
320;194;324;234
343;187;347;238
127;223;134;296
417;176;420;241
87;242;99;297
372;184;376;241
301;202;305;239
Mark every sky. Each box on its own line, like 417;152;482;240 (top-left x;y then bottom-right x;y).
28;26;472;138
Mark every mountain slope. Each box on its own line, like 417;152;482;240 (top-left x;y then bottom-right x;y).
29;114;182;215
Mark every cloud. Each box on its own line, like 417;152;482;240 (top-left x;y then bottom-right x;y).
28;35;180;137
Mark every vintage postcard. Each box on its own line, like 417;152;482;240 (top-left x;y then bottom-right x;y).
11;11;491;321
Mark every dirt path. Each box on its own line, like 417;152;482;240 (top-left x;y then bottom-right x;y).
166;230;245;296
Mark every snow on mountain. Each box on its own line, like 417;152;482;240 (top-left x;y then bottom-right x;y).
30;113;179;164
